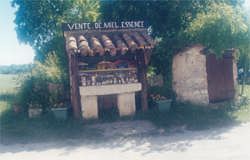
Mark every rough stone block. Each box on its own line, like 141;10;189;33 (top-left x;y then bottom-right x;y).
81;95;98;119
117;93;136;116
173;45;209;105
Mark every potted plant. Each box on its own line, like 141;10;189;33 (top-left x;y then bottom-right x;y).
51;102;68;120
28;103;43;118
150;94;172;112
148;85;173;112
48;83;68;120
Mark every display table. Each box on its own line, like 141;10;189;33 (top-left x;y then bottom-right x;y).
79;83;142;119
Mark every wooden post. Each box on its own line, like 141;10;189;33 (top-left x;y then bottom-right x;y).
69;53;82;118
136;50;148;111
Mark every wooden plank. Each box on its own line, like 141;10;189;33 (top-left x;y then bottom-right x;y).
206;54;235;103
78;53;136;66
79;83;141;96
79;68;136;73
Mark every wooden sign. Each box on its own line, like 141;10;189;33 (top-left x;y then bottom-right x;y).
62;21;148;31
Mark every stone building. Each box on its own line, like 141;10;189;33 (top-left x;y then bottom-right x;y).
172;44;237;105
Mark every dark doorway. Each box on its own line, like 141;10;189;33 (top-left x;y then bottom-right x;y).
206;54;235;103
98;95;119;120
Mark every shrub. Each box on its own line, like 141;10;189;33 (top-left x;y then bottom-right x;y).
16;75;49;113
16;52;69;114
33;52;66;83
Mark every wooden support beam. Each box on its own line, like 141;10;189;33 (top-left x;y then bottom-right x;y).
79;53;136;66
136;50;148;111
69;53;82;118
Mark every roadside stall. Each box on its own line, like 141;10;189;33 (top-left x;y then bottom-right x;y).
63;21;155;119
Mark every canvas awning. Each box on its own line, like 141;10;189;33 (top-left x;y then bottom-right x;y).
64;29;155;56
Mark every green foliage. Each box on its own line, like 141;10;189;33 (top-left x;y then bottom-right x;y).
185;3;250;56
17;74;49;111
33;53;66;83
16;53;67;112
140;85;250;129
12;0;100;50
12;0;100;64
100;0;215;89
12;0;250;108
101;1;249;90
238;15;250;74
48;84;65;108
12;0;100;110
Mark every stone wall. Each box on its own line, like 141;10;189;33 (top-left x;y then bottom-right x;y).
232;55;238;92
79;83;141;119
172;45;209;104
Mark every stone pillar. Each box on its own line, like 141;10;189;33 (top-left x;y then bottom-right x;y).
117;93;136;116
81;96;98;119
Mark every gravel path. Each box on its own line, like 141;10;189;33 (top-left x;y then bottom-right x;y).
1;120;250;160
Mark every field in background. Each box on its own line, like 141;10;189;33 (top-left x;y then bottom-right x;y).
0;74;19;114
0;74;19;93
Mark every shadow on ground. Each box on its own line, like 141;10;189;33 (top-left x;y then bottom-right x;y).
1;98;249;155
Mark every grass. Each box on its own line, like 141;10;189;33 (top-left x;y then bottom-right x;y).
0;74;102;144
0;112;102;144
136;85;250;130
231;85;250;122
136;103;233;130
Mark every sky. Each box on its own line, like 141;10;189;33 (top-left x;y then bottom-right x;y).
0;0;34;65
0;1;250;66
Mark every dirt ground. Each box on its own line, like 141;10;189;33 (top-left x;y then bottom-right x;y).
0;120;250;160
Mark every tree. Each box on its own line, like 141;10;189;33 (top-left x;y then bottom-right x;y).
13;0;249;92
100;0;245;89
12;0;100;61
184;2;250;95
237;16;250;95
12;0;101;110
185;3;249;56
